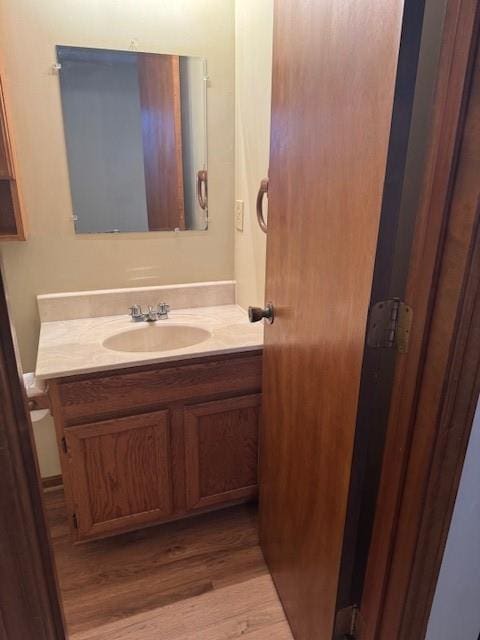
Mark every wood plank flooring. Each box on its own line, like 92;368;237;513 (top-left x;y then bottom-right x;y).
44;489;292;639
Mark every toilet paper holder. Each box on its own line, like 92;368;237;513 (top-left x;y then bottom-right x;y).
27;393;50;412
23;372;50;420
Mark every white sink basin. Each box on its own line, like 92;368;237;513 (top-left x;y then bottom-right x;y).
102;324;211;353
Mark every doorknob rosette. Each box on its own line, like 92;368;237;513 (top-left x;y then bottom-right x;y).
248;303;274;324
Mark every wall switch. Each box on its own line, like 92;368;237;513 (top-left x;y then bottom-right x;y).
235;200;244;231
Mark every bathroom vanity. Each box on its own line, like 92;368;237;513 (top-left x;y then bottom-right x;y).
35;283;263;542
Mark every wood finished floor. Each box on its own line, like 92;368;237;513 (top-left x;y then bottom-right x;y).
44;489;293;639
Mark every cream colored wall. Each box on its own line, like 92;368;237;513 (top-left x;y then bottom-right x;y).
0;0;235;476
234;0;273;309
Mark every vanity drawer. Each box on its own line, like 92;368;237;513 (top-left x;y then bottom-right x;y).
52;352;263;424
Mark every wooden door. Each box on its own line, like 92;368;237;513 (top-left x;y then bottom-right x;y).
184;394;260;510
260;2;406;638
0;268;65;638
137;53;185;231
66;410;173;541
362;9;480;637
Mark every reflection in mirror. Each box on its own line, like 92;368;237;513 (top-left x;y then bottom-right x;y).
56;46;208;233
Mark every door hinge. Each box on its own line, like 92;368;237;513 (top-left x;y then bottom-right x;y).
61;437;68;454
334;604;364;639
72;513;78;529
366;298;413;353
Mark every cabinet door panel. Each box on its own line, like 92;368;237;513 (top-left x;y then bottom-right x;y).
184;395;260;510
66;410;173;540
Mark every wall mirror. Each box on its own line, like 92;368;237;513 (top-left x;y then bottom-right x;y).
56;45;208;233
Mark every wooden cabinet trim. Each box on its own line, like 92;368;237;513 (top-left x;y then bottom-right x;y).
49;381;77;540
187;485;258;511
0;79;14;179
55;352;263;425
53;349;263;384
65;410;170;438
0;74;26;240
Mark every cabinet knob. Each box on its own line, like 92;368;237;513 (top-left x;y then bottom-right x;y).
248;303;274;324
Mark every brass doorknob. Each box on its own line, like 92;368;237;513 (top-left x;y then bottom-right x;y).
248;303;274;324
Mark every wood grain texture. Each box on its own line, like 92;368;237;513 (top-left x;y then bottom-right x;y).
184;395;260;510
50;379;81;544
0;74;26;239
66;411;173;540
375;16;480;639
42;474;63;489
260;1;405;639
361;2;480;638
50;352;262;542
0;121;10;177
138;53;185;231
44;489;293;640
55;352;262;424
0;266;65;639
0;77;13;178
400;174;480;639
337;0;427;612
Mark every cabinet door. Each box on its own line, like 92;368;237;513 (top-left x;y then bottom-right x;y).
184;394;260;510
66;410;173;540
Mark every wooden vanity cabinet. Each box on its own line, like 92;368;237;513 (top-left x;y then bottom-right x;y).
49;351;262;542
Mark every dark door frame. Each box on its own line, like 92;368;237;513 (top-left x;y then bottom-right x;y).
361;0;480;638
0;267;65;639
0;2;479;639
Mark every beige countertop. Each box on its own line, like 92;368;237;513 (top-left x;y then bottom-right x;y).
35;304;263;380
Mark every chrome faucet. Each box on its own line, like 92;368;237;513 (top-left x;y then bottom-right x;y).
157;302;170;320
128;303;170;322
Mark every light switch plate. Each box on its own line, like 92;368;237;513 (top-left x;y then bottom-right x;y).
235;200;244;231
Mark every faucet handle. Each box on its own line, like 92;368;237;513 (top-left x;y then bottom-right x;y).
129;304;143;320
157;302;170;318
